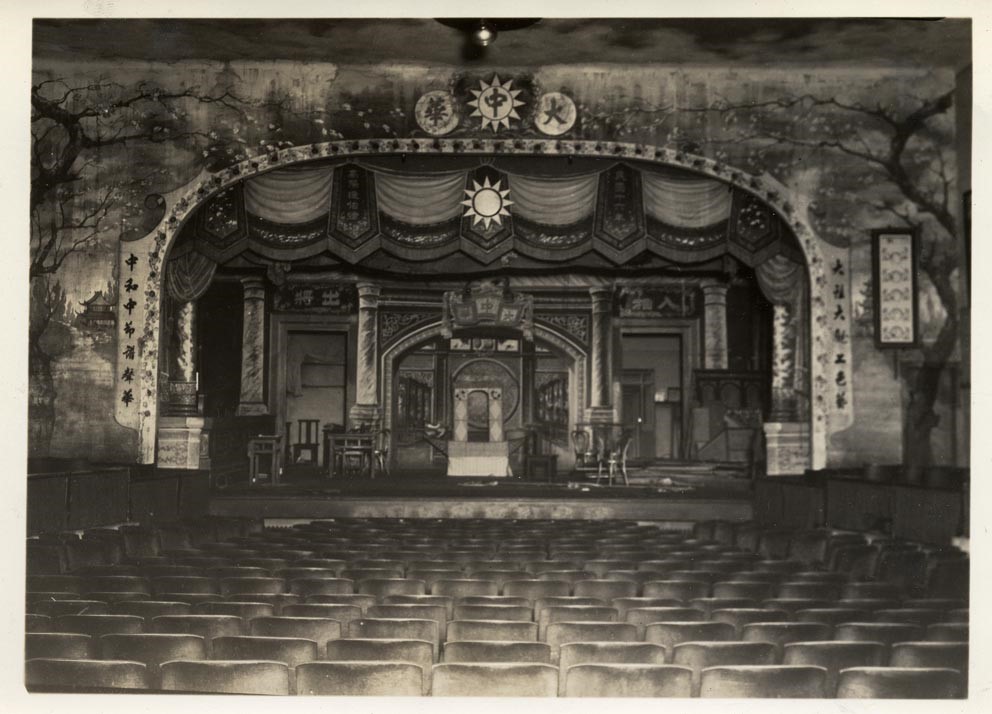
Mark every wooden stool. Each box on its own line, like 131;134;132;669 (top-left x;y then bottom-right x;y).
248;435;284;485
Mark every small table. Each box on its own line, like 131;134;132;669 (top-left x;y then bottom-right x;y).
323;431;375;478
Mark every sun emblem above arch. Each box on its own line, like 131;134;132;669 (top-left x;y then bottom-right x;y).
461;176;513;229
468;75;525;132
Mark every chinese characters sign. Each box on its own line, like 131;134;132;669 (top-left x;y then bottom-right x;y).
873;230;918;347
114;243;147;430
273;283;358;313
820;242;854;426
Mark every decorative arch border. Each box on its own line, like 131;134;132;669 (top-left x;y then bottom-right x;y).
130;137;829;468
379;318;588;442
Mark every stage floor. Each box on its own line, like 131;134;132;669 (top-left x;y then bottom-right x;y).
209;467;754;523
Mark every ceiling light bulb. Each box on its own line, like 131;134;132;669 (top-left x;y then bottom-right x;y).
473;22;497;47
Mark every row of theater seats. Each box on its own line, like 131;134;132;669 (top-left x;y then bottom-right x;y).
25;516;969;696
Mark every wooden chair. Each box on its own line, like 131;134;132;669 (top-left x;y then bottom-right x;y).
292;419;320;464
373;428;390;478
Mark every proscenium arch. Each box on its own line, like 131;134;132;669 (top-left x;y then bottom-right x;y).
140;138;827;468
380;319;589;452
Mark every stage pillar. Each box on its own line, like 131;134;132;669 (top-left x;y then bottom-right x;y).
769;302;799;422
702;280;729;369
763;422;810;475
176;300;197;382
349;282;382;427
587;287;616;423
237;278;268;416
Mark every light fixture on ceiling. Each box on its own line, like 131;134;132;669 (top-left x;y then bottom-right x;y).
472;20;497;47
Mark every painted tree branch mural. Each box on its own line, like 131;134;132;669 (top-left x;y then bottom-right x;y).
693;88;960;469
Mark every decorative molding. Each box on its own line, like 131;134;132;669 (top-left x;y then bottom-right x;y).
380;310;439;344
536;313;589;345
136;137;826;469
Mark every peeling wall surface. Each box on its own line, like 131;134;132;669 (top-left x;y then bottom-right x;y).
29;19;968;471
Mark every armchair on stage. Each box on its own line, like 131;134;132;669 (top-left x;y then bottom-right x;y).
571;424;633;486
445;386;511;477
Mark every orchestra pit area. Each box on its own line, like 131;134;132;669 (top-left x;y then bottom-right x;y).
25;516;968;697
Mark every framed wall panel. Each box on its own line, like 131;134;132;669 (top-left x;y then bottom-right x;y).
872;228;919;348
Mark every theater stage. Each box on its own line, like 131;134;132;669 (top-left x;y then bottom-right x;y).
209;465;754;524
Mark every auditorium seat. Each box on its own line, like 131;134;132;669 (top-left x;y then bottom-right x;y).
925;558;969;600
138;565;201;578
152;576;218;596
194;601;274;622
297;661;424;696
782;640;886;693
218;577;285;595
712;581;776;601
83;575;151;595
447;619;538;642
54;614;143;637
533;596;606;619
611;597;682;619
710;608;789;634
624;607;706;637
368;604;448;637
444;640;552;664
26;658;150;692
776;582;843;600
208;566;268;579
944;608;969;623
545;622;638;662
699;664;828;698
753;560;805;575
303;593;375;611
358;578;427;598
149;615;244;654
27;575;82;593
384;594;456;618
642;580;710;600
453;604;532;622
688;598;758;617
540;605;619;638
835;597;901;612
525;560;584;574
25;632;93;659
643;622;736;662
584;560;639;576
100;633;206;687
211;635;319;693
110;600;192;618
432;662;558;697
573;579;638;601
829;544;879;580
842;582;903;600
794;607;872;627
29;599;109;617
563;663;692;697
26;614;53;632
408;569;469;589
740;622;833;657
673;642;777;695
833;622;925;648
926;623;968;642
348;618;439;657
835;666;964;698
160;660;291;695
889;642;968;678
503;579;571;601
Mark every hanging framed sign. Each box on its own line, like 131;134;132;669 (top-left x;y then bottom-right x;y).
872;228;919;348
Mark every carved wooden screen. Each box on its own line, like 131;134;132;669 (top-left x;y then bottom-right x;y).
536;373;568;444
396;374;432;434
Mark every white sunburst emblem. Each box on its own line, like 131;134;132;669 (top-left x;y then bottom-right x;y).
461;177;513;229
468;75;525;132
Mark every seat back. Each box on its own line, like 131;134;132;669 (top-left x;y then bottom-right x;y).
160;660;290;695
248;616;342;655
25;659;149;692
503;579;571;601
673;641;777;695
432;579;499;598
573;579;638;600
347;618;439;657
926;623;968;642
642;580;710;600
558;642;667;695
643;621;736;659
699;665;828;698
740;622;832;656
24;632;93;660
358;578;426;597
53;614;144;637
325;636;434;692
432;663;558;697
447;619;538;642
890;642;968;675
443;640;551;665
563;663;692;697
296;661;423;696
100;633;206;687
833;622;925;648
836;667;964;698
453;604;532;622
545;622;638;663
149;615;244;654
782;641;885;693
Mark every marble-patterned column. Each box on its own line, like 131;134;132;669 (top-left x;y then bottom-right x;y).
769;302;799;422
588;287;613;410
349;282;382;427
237;278;268;416
702;281;729;370
488;389;504;442
175;300;196;382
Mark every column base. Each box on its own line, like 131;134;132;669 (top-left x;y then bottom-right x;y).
157;416;212;470
762;422;811;476
349;403;382;430
237;402;269;416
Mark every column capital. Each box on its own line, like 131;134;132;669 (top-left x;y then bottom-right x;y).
357;282;382;301
701;280;729;299
240;277;267;301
